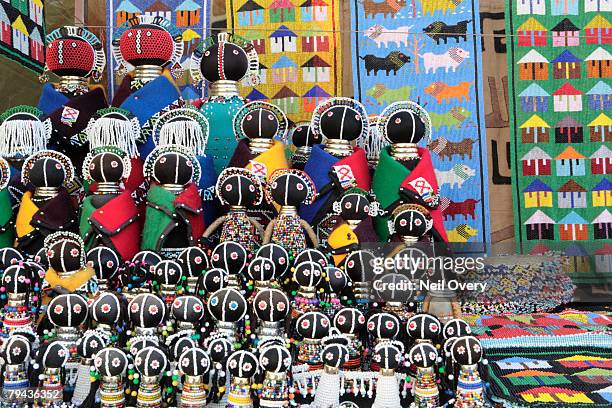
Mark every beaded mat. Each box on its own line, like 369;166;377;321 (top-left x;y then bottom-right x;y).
464;309;612;339
481;334;612;408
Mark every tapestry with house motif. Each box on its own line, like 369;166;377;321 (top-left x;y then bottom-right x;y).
106;0;210;100
0;0;45;72
483;334;612;407
350;0;491;245
506;0;612;256
226;0;342;122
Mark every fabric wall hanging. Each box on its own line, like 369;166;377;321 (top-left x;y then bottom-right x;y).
0;0;46;73
106;0;211;99
226;0;343;123
350;0;491;245
506;1;612;255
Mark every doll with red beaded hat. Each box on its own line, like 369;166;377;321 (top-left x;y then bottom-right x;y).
37;26;108;168
0;157;15;248
0;105;51;209
141;145;205;258
263;169;319;258
202;167;265;252
79;146;141;261
15;150;78;255
191;32;260;175
110;16;184;157
373;101;448;243
299;97;372;227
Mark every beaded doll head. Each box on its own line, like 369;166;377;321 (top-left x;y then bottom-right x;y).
294;261;323;291
91;292;123;327
375;273;413;304
409;342;438;369
247;257;276;283
216;167;263;207
47;293;89;328
144;145;201;186
112;15;183;72
190;32;259;90
0;248;23;269
296;311;330;340
343;250;376;283
406;313;442;343
367;312;400;341
134;346;169;378
153;259;183;287
233;101;288;142
259;343;291;374
377;101;432;145
227;350;259;379
41;341;70;370
210;241;248;276
84;108;141;158
1;264;35;295
312;97;368;142
320;342;350;369
128;293;166;329
333;308;365;337
77;331;108;361
256;244;289;279
178;347;211;377
21;150;75;189
2;334;33;365
178;246;209;279
86;247;121;282
152;106;209;156
171;295;205;324
325;266;349;295
443;319;472;341
169;335;197;362
199;268;228;294
294;248;329;270
44;26;105;82
253;288;290;324
207;287;247;323
94;347;129;377
44;231;85;272
0;105;50;159
373;340;404;371
388;204;433;239
267;168;316;207
332;188;380;221
82;147;131;184
292;121;322;149
451;336;482;366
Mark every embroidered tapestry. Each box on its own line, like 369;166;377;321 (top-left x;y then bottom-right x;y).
0;0;45;73
506;1;612;254
350;0;490;245
226;0;343;123
106;0;211;99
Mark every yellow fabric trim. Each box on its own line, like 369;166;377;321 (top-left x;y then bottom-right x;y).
327;223;359;266
246;140;289;180
15;192;37;238
44;267;95;292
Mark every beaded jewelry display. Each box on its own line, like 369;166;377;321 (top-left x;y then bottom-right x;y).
111;15;184;85
203;167;265;252
0;105;51;159
263;169;318;257
43;26;106;91
84;108;142;158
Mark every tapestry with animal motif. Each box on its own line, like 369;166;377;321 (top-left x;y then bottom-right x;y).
350;0;490;244
506;0;612;257
483;334;612;407
0;0;45;73
106;0;211;100
226;0;342;122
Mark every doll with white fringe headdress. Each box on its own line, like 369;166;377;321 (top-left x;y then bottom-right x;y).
263;169;319;258
203;167;265;252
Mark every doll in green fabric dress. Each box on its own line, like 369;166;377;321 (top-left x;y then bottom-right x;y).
0;157;15;248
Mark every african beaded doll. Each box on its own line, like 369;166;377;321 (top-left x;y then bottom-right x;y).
190;32;260;174
294;311;330;385
252;288;290;345
0;263;41;338
177;246;209;295
290;121;321;170
451;336;486;408
86;246;121;293
312;339;350;408
128;293;166;342
226;350;259;408
257;340;292;407
409;342;440;408
133;346;169;408
333;307;366;373
372;101;447;242
93;347;129;408
210;241;248;290
202;167;264;252
0;158;14;248
80;147;141;261
0;332;36;407
372;341;404;408
16;150;77;255
207;287;247;345
177;347;211;408
291;261;323;317
72;330;108;406
38;26;108;166
263;169;318;257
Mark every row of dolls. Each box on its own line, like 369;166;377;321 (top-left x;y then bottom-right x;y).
0;18;446;251
0;236;486;408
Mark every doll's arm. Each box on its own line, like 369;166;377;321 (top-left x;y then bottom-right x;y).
263;220;277;244
202;216;227;238
300;219;319;248
247;216;265;238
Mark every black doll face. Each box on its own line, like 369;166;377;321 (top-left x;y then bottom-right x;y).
394;209;431;238
241;108;279;140
200;42;249;83
86;247;120;280
386;110;426;144
270;173;309;206
221;175;257;206
339;194;370;221
47;240;82;272
88;152;124;183
319;106;363;141
292;124;321;147
153;152;193;185
29;158;65;188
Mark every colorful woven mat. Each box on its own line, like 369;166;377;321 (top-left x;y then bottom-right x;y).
0;1;46;73
464;309;612;339
482;334;612;407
